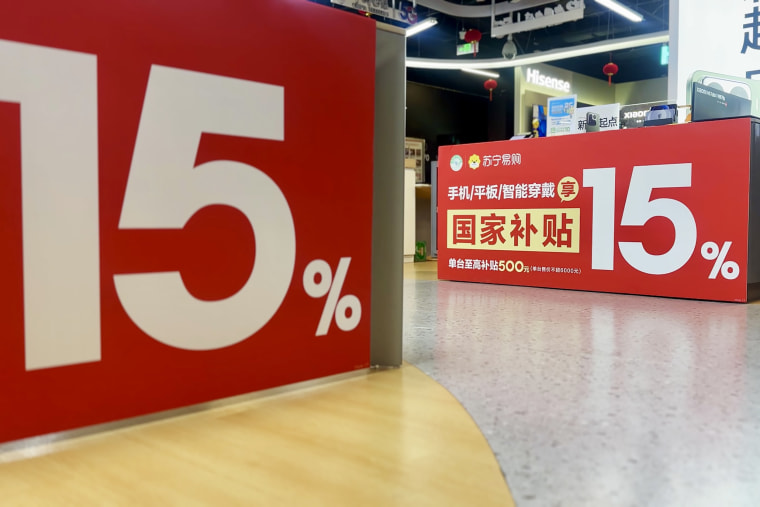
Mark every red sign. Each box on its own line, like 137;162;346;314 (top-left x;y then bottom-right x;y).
0;0;375;443
438;119;754;302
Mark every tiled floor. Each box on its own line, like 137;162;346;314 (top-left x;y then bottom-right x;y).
404;261;760;506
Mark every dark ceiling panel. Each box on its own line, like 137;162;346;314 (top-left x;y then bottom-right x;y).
309;0;669;94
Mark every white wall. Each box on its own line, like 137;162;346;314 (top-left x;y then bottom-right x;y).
669;0;760;105
615;77;668;106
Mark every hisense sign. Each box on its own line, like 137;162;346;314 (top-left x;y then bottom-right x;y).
525;67;572;93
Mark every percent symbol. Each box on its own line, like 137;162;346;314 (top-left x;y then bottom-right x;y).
700;241;740;280
303;257;362;336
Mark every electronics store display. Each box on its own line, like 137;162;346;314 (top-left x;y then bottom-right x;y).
585;112;600;132
643;104;678;126
688;70;760;122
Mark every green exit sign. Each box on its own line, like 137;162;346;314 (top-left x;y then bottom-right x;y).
660;44;669;65
457;42;477;56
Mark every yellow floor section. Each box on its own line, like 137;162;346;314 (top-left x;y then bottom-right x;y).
404;259;438;280
0;363;514;506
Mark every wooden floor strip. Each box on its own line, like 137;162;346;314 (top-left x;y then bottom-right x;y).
0;363;514;506
404;260;438;280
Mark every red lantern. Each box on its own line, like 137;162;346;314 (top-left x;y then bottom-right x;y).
484;79;497;101
603;61;619;86
464;29;482;57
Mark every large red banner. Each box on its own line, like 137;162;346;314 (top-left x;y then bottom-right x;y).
0;0;375;443
438;119;753;302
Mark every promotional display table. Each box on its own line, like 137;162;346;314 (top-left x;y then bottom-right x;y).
438;118;760;302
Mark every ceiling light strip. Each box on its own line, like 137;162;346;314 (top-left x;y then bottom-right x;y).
461;68;501;79
406;31;669;70
594;0;644;23
406;18;438;37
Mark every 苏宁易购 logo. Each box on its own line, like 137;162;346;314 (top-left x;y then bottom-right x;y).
450;154;463;172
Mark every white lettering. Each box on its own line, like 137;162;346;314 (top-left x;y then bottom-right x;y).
1;39;295;370
696;86;726;101
526;67;571;93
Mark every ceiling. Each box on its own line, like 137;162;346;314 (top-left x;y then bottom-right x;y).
310;0;669;97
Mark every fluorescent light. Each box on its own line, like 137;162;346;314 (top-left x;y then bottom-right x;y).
406;18;437;37
461;68;500;79
406;31;668;70
595;0;644;22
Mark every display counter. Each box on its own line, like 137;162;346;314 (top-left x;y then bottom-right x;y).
437;118;760;302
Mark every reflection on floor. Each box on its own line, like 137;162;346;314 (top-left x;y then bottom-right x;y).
404;260;760;506
8;259;759;506
0;362;513;506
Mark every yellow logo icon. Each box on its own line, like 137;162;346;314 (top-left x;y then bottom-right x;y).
468;154;481;169
558;176;579;202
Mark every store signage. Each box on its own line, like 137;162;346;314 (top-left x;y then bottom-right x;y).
492;0;584;37
620;101;668;129
525;67;571;93
0;0;374;444
331;0;419;24
671;0;760;104
546;95;577;136
438;118;754;302
572;104;620;134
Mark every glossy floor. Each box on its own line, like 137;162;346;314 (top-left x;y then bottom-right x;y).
404;261;760;506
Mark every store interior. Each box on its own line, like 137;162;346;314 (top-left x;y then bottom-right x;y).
361;0;671;261
7;1;760;505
